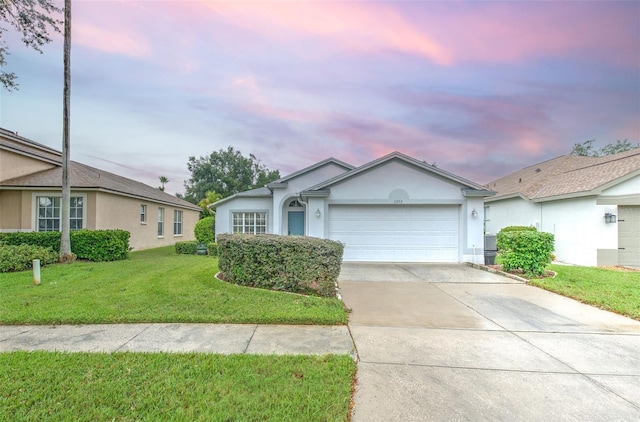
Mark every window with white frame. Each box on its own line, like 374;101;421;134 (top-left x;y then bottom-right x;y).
140;204;147;223
37;196;84;232
174;210;183;235
232;212;266;234
158;207;164;236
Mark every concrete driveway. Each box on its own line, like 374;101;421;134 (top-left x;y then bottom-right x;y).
339;263;640;421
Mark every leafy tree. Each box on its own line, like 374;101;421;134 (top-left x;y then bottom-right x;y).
571;139;639;157
183;146;280;203
197;190;222;218
0;0;62;91
598;139;639;156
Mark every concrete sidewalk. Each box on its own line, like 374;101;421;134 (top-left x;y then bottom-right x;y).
0;323;355;356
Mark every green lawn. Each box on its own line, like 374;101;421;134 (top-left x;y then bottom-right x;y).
530;265;640;320
0;351;356;421
0;246;347;325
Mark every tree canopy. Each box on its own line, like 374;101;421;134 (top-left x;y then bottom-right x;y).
570;139;639;157
183;146;280;204
0;0;62;91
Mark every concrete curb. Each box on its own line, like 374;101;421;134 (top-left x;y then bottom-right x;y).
464;262;528;283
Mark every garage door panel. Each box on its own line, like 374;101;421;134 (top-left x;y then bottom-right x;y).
618;206;640;267
329;205;460;262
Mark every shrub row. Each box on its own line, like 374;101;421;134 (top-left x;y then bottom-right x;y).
0;244;59;273
0;230;130;262
175;241;218;256
497;229;554;276
217;234;344;297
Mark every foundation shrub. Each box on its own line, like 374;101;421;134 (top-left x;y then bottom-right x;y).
175;241;198;255
0;230;130;262
0;244;59;273
217;234;344;297
497;229;555;277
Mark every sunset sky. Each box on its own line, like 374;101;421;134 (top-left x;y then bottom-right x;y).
1;0;638;196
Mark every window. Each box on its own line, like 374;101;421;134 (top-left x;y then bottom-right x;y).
174;210;183;235
232;212;266;234
37;196;83;232
70;197;83;230
158;207;164;237
140;204;147;223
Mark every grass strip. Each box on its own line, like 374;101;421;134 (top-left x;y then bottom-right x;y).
0;351;355;421
530;265;640;320
0;246;346;325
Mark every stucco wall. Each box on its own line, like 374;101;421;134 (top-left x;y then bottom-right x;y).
0;190;23;230
484;197;540;235
539;197;613;266
271;162;351;235
94;191;198;251
328;161;462;202
0;150;56;182
486;196;618;266
0;188;198;250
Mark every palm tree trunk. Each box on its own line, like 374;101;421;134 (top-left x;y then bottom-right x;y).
60;0;72;261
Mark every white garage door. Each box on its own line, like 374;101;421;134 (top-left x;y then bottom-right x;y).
329;205;460;262
618;206;640;267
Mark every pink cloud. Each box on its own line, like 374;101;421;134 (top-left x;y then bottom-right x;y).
198;1;637;68
74;22;151;57
204;1;452;65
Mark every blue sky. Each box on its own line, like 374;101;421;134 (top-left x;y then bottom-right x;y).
1;0;638;196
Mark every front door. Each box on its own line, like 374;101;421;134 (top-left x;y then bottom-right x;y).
288;211;305;235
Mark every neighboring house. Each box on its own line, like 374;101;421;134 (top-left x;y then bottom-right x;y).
214;151;495;263
0;128;201;250
485;149;640;267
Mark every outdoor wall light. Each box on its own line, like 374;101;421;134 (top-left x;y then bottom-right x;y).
471;208;478;218
604;213;617;224
316;208;322;218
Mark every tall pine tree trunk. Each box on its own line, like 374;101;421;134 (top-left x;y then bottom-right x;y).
60;0;73;261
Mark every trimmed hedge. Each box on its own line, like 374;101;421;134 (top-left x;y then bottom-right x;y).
0;244;59;273
497;229;555;276
208;242;218;257
175;241;198;255
71;230;130;261
194;216;215;244
499;225;537;233
217;234;344;297
0;230;130;262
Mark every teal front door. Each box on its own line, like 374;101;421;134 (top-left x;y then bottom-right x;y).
288;211;305;235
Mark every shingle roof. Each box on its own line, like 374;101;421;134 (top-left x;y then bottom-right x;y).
0;129;200;211
486;149;640;202
0;128;62;165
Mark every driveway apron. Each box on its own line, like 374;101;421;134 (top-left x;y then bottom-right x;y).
339;263;640;422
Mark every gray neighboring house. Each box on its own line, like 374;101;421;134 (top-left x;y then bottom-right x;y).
485;149;640;267
0;128;201;250
214;151;494;263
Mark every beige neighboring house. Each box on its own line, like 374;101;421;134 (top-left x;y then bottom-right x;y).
0;128;201;250
485;149;640;267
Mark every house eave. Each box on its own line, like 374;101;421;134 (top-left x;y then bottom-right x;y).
299;189;331;198
462;188;496;198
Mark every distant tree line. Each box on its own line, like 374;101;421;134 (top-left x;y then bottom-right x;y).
570;139;639;157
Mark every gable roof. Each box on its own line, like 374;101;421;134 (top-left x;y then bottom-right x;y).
0;129;200;211
266;157;354;188
486;148;640;202
0;128;62;165
303;151;495;196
